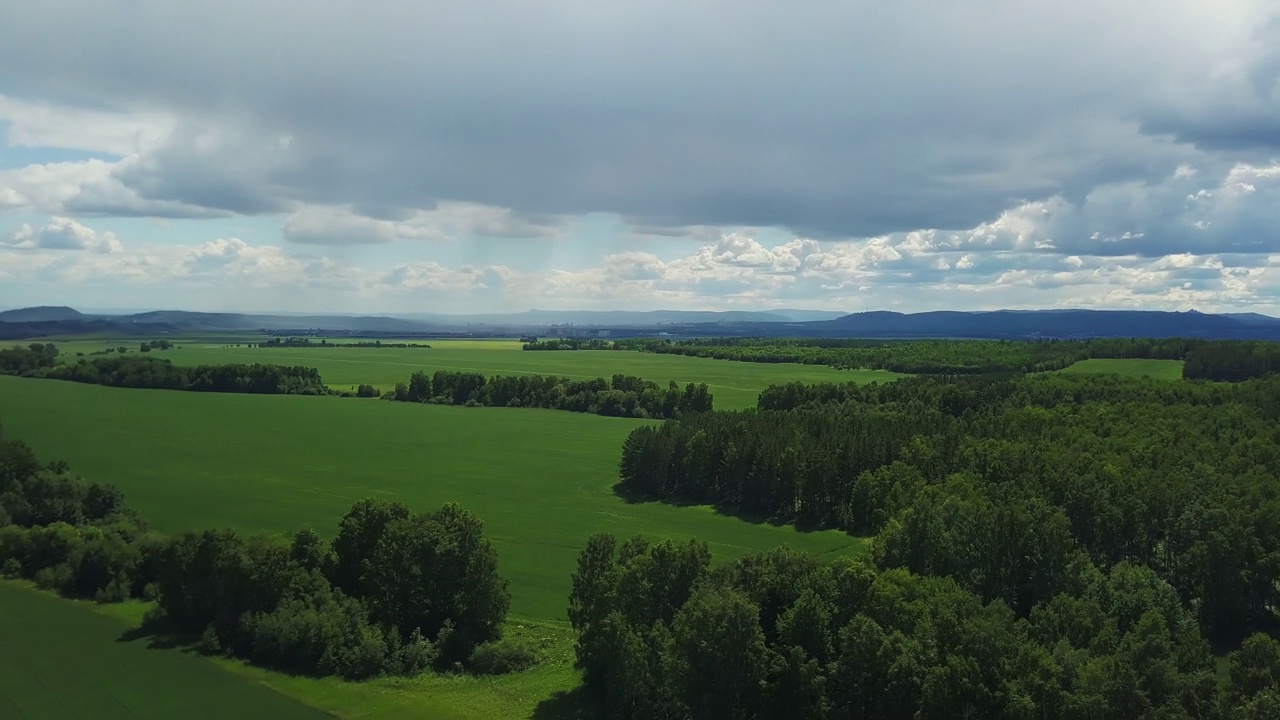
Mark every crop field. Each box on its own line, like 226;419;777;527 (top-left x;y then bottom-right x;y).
1058;358;1184;380
51;338;905;410
0;582;328;720
0;375;863;620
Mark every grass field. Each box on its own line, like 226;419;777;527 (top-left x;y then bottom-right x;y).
1058;358;1185;380
50;338;905;410
0;582;329;720
0;376;863;621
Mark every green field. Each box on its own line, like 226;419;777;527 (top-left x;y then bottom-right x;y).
0;376;862;620
0;582;329;720
1058;358;1185;380
1;343;879;718
53;339;905;410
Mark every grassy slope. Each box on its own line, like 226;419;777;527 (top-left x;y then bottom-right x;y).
0;582;330;720
0;376;862;620
53;339;905;410
1058;358;1184;380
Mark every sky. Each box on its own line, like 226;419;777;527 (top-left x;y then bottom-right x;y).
2;1;1279;315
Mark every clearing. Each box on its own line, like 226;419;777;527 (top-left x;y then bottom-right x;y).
1058;358;1184;380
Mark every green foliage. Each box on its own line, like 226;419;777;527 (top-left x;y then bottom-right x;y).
570;535;1233;720
469;639;535;675
1183;340;1280;380
623;372;1280;645
391;369;712;419
615;336;1197;374
0;342;59;375
45;355;330;395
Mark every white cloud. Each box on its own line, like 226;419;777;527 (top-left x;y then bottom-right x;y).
0;94;174;156
3;217;121;253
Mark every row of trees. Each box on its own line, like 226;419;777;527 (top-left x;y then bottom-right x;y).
618;372;1280;645
259;337;430;348
610;337;1203;374
523;338;613;351
41;356;331;395
390;370;713;419
0;342;60;375
570;535;1280;719
0;427;516;679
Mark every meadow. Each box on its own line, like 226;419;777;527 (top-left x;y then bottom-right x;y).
1057;357;1185;380
0;582;328;720
1;367;871;718
0;375;862;620
52;338;905;410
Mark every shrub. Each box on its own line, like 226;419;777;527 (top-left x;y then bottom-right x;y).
1;557;21;578
95;576;132;603
196;625;223;655
34;563;73;592
469;639;535;675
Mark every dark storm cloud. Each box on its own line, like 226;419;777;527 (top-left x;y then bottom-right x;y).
0;1;1276;240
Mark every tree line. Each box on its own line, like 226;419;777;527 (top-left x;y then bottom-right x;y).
259;337;431;349
39;355;331;395
618;372;1280;648
601;337;1211;374
0;426;520;680
569;534;1280;719
523;338;613;351
389;370;712;419
0;342;60;375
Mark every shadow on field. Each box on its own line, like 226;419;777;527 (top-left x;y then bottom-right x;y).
532;686;601;720
116;619;196;652
611;481;827;533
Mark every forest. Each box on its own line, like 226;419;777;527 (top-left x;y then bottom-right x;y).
619;373;1280;654
608;337;1197;374
0;426;521;679
390;369;713;419
568;533;1280;719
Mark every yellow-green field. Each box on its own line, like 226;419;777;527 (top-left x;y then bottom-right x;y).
52;338;905;410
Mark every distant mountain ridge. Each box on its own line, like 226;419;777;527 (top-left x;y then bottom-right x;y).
2;306;1280;340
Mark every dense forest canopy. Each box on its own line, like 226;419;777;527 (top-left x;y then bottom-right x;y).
619;372;1280;652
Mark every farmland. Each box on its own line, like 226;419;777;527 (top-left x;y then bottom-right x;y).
1057;357;1185;380
51;338;906;410
0;375;863;620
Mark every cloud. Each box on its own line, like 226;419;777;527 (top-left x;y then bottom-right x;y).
0;160;230;218
0;94;173;156
281;202;561;245
3;217;121;253
1;1;1275;240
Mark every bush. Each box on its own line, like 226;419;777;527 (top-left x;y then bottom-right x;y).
95;576;132;603
469;639;535;675
196;625;223;655
34;563;72;592
1;557;21;578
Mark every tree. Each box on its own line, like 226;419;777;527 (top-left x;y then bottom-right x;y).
670;586;770;720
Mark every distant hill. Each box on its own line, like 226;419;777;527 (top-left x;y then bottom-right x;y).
773;309;1280;340
0;306;84;323
2;306;1280;341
